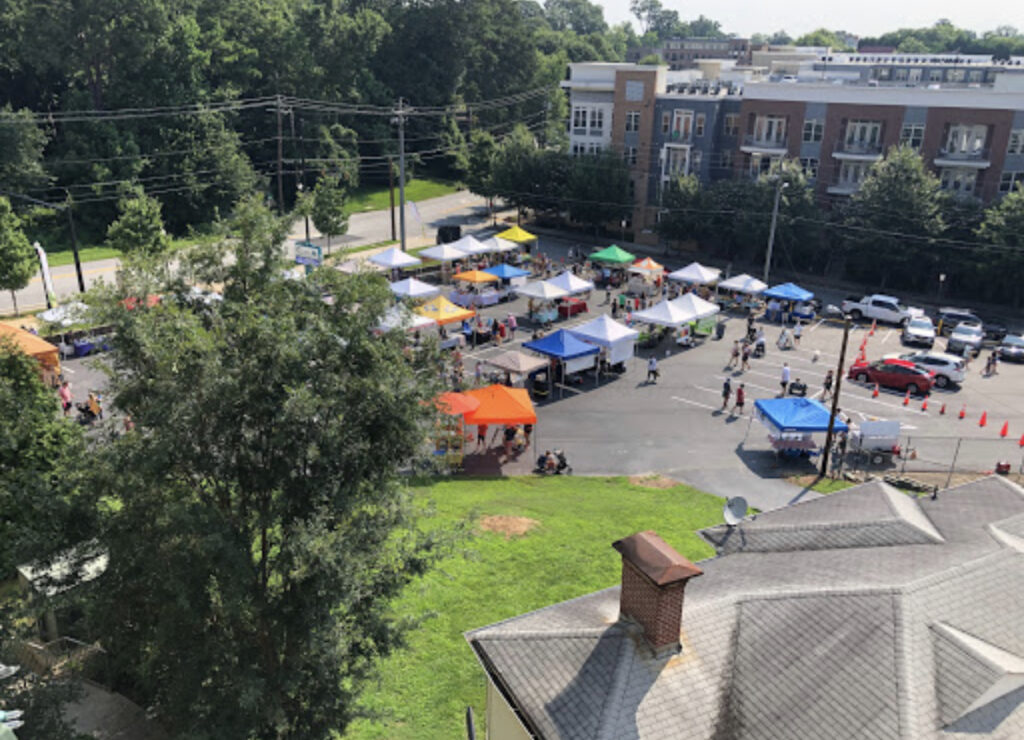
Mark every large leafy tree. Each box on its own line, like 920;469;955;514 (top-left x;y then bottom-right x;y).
565;149;631;233
0;106;49;193
310;175;349;254
86;196;446;739
658;174;706;247
0;196;36;316
977;184;1024;307
544;0;607;35
466;130;500;219
106;190;171;259
842;146;944;291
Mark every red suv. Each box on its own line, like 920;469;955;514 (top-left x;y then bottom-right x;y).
847;358;934;395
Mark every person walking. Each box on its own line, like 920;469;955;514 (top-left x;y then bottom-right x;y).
647;355;659;383
822;369;834;402
605;286;612;304
507;314;517;340
58;380;73;417
476;423;489;449
721;377;732;410
780;362;791;395
728;340;740;368
475;361;483;385
731;383;746;416
741;342;752;371
793;321;803;346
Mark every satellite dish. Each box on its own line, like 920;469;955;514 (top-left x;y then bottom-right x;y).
723;497;748;526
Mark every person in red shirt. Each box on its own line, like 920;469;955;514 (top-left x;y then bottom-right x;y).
731;383;746;417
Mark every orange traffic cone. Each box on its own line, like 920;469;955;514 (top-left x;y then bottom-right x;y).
1000;421;1009;438
903;390;910;406
921;397;928;412
939;403;946;415
959;405;966;419
859;338;867;352
869;319;877;336
1019;433;1024;447
979;412;988;427
872;383;879;398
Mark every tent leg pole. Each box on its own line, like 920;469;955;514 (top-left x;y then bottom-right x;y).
742;413;754;446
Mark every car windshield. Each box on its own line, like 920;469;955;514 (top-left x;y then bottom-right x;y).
955;325;983;338
908;318;932;330
1004;336;1024;348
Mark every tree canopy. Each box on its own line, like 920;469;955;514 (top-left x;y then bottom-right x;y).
0;196;37;315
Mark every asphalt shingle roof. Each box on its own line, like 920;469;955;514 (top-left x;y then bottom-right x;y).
466;476;1024;739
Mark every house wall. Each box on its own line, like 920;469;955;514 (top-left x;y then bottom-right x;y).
612;68;662;243
922;106;1015;201
485;678;532;740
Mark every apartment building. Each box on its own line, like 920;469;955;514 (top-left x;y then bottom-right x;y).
562;61;1024;243
627;37;751;70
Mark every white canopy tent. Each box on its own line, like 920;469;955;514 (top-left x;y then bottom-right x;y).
38;302;90;327
670;293;721;322
419;243;469;262
389;277;441;299
335;259;384;274
667;261;721;285
377;305;436;333
717;273;767;294
482;236;519;253
448;235;490;256
632;299;699;327
515;281;570;301
369;246;422;269
569;314;639;365
546;271;594;295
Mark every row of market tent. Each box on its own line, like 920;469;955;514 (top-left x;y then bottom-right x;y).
367;226;538;270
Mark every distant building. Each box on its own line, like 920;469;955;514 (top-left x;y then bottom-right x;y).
628;37;752;70
468;477;1024;739
562;60;1024;243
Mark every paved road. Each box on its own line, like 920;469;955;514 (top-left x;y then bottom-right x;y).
1;190;492;316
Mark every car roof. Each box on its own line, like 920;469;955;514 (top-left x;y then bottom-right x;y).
913;351;962;363
952;321;983;331
881;358;917;368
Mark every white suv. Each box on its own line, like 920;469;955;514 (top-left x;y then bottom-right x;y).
901;316;936;347
884;351;966;388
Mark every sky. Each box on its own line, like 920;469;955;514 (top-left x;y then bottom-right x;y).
593;0;1020;39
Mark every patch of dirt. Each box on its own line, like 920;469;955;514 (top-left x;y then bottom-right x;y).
628;474;679;490
479;515;540;539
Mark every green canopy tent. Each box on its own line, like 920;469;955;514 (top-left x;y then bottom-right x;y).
589;245;636;264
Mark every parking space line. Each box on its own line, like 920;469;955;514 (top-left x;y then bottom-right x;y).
671;395;718;412
881;330;893;344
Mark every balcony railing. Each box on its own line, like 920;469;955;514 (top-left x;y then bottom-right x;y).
834;139;884;156
936;147;989;162
741;134;787;151
668;129;692;142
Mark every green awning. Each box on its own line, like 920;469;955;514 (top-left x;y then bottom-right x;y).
589;245;636;264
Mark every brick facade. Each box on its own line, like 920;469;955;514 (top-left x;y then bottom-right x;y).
619;559;689;651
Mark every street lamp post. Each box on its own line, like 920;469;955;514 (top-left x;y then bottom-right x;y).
938;272;946;299
763;177;788;285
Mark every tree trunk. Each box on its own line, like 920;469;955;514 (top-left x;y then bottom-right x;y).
10;290;18;317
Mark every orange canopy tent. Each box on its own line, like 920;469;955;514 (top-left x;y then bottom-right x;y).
629;257;665;273
463;384;537;425
435;391;481;416
452;270;499;284
0;323;61;378
415;295;476;325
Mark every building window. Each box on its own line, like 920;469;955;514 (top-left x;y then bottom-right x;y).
845;120;882;149
720;150;734;171
695;114;706;137
587;142;600;155
1007;130;1024;155
749;154;780;178
929;69;943;82
1000;172;1024;193
940;168;978;194
838;161;871;188
624;146;637;165
626;110;640;133
661;112;670;134
589;108;604;134
948;69;966;83
671;110;693;140
691;150;702;172
571;143;583;157
627;179;636;198
900;124;925;150
572;107;587;135
800;157;819;180
752;116;787;145
893;68;909;81
625;80;645;101
802;119;823;143
723;114;739;136
945;124;987;155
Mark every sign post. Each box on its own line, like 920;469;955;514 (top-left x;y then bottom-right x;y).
294;241;323;275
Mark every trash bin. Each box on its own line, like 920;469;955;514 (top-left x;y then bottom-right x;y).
714;321;726;340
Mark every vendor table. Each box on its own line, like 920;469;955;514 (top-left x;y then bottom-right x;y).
477;290;501;307
529;308;558;324
558;297;588;319
449;291;477;308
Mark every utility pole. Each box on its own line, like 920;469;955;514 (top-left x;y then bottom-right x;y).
388;157;397;242
275;95;285;216
393;98;408;252
763;177;787;285
290;110;310;243
820;316;851;477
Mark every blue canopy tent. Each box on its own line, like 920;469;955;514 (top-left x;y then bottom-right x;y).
523;329;600;394
483;263;530;280
763;282;814;302
752;397;847;458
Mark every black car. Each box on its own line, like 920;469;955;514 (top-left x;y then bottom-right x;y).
998;335;1024;362
937;307;1007;342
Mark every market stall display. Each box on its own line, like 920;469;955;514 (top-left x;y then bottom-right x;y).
389;277;441;300
629;257;664;274
717;273;767;294
671;293;721;345
481;236;519;254
450;269;502;307
483;263;531;288
557;297;588;319
433;391;481;469
546;270;594;296
763;282;817;321
419;243;469;262
484;350;549;383
376;305;436;333
463;384;537;425
369;247;422;269
667;261;721;285
523;329;600;382
569;314;638;367
495;226;538;249
449;235;491;256
752;397;848;459
415;295;476;325
632;299;697;327
589;244;635;265
515;280;569;323
0;324;61;385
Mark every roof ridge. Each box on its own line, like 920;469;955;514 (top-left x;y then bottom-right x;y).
463;585;619;640
877;483;945;543
472;627;622;642
594;624;637;740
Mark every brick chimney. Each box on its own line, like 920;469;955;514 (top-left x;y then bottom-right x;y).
612;531;703;653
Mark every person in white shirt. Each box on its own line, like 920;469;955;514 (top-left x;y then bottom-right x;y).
647;356;659;383
780;363;791;395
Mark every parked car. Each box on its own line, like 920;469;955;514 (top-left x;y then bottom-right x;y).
840;294;923;325
847;358;935;395
883;351;966;388
937;307;1008;341
998;334;1024;362
946;321;984;356
901;316;936;347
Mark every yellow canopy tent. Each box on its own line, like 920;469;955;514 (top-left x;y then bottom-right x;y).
496;226;537;245
452;270;500;284
415;295;476;325
0;323;61;383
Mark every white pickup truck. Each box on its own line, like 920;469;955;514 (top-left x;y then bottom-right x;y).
840;294;923;325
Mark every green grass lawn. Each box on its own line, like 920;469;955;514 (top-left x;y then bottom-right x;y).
345;177;460;216
344;475;724;740
43;234;219;267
